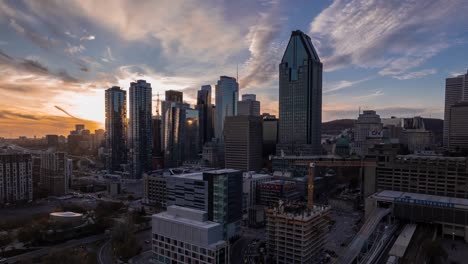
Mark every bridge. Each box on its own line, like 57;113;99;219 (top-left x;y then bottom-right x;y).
337;208;393;264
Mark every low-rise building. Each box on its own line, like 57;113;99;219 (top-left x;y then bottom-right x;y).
152;205;229;264
256;180;301;207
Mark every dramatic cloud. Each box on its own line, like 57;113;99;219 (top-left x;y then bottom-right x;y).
240;0;283;88
310;0;468;75
393;69;437;80
9;19;59;50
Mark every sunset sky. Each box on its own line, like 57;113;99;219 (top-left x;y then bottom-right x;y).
1;0;468;137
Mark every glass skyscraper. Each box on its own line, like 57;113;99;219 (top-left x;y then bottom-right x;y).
277;30;323;155
105;86;127;172
128;80;152;178
197;85;214;147
215;76;238;141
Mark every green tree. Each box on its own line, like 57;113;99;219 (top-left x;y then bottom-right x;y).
111;220;140;260
0;232;12;252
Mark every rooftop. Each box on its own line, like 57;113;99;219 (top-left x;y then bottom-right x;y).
153;206;220;229
372;190;468;209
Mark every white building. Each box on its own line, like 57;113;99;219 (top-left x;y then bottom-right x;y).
0;153;33;204
152;205;229;264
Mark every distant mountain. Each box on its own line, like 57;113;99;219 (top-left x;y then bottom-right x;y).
322;119;355;135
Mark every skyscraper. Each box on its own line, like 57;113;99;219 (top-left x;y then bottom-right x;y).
224;115;263;171
277;30;323;156
161;90;183;152
237;94;260;116
197;85;214;147
353;110;382;156
448;102;468;151
163;100;189;168
215;76;238;141
105;86;127;172
128;80;152;179
444;70;468;147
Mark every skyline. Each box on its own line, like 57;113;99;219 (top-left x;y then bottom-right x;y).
1;0;468;137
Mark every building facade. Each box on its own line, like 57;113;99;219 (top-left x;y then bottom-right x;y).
128;80;153;178
448;102;468;152
263;114;278;158
197;85;214;148
39;152;72;196
256;180;301;207
105;86;127;172
0;153;33;204
444;70;468;147
215;76;238;141
237;94;260;116
353;110;383;156
152;206;228;264
277;30;322;156
224;115;263;171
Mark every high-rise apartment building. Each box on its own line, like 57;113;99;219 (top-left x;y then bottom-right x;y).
215;76;238;141
152;206;229;264
277;30;322;156
237;94;260;116
128;80;152;178
39;152;72;196
0;153;33;204
197;85;214;148
105;86;127;172
444;70;468;147
224;115;263;171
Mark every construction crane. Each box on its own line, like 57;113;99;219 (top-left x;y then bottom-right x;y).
295;159;377;209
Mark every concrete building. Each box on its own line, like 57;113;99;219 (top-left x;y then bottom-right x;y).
105;86;127;172
128;80;153;178
277;30;322;156
448;102;468;152
0;153;33;204
152;206;228;264
166;172;207;211
39;152;72;196
143;173;167;207
242;172;273;211
224;115;262;171
256;180;301;207
202;141;224;168
444;70;468;147
237;94;260;116
215;76;238;141
266;202;330;263
353;110;382;156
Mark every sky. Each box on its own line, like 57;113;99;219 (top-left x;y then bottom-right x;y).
1;0;468;137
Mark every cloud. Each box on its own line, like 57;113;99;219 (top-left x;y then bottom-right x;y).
0;110;39;120
323;77;371;94
101;46;115;62
9;19;59;50
65;43;85;55
393;68;437;80
80;35;95;41
240;0;283;88
310;0;467;75
352;90;384;100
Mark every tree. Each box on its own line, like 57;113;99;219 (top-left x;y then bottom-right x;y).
43;248;96;264
111;220;140;260
0;232;12;252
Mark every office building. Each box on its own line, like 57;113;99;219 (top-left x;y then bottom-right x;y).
266;202;330;263
105;86;127;172
184;108;200;161
215;76;238;141
202;141;224;168
166;172;207;211
67;124;92;155
39;152;72;196
143;173;167;207
165;90;183;103
224;115;262;171
93;129;105;150
256;180;301;207
152;206;229;264
353;110;383;156
237;94;260;116
243;172;273;211
277;30;322;156
444;70;468;147
448;102;468;152
0;153;33;204
262;114;278;158
197;85;214;148
152;115;164;169
128;80;153;178
161;90;183;152
203;169;243;240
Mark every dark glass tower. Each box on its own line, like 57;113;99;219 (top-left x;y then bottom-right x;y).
105;86;127;172
197;85;214;148
277;30;322;155
128;80;152;178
